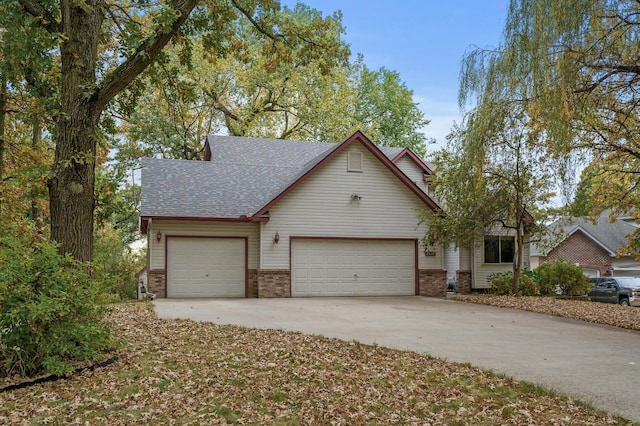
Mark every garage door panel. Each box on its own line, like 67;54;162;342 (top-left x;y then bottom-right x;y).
292;239;415;297
167;238;245;298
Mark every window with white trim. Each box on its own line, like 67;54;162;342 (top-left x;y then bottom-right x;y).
484;236;515;263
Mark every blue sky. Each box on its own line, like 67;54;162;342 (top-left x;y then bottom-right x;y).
282;1;511;150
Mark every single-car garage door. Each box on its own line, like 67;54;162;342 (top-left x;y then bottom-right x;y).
167;237;245;298
291;239;416;297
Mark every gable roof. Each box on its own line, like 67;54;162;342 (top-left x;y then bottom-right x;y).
141;131;441;232
532;213;638;257
252;131;441;219
389;148;433;174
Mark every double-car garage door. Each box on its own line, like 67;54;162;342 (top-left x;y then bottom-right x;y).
166;237;416;298
291;239;416;297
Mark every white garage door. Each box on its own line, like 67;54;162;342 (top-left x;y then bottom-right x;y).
167;237;245;298
292;239;416;297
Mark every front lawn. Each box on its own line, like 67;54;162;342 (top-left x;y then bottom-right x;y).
0;303;633;425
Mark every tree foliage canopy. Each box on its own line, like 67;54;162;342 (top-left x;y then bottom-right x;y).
1;0;433;260
116;11;430;163
460;0;640;250
423;100;553;292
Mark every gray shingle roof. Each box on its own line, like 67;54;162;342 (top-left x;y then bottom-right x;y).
141;135;430;220
532;212;639;256
207;135;335;167
140;158;304;218
379;146;404;159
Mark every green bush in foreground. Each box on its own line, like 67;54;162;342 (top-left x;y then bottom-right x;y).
488;271;539;296
534;260;591;296
0;223;113;378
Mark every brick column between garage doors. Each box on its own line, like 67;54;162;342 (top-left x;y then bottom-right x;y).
257;270;291;298
456;270;472;294
147;270;167;298
247;269;259;298
419;269;447;297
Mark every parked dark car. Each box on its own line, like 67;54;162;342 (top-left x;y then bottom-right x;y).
588;277;640;306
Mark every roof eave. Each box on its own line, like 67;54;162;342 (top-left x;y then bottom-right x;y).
391;148;433;174
140;215;255;234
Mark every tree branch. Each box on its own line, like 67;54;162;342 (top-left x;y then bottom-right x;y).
204;88;240;122
230;0;283;43
17;0;62;33
92;0;198;112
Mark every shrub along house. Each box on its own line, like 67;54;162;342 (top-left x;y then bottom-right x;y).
140;131;524;298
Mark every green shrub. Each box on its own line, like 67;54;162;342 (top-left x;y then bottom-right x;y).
488;271;539;296
0;222;113;377
533;260;591;296
488;271;514;295
518;274;539;296
532;262;557;296
91;224;144;301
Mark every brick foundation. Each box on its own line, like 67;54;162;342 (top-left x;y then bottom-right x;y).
419;269;447;297
248;269;259;298
257;270;291;298
148;270;167;298
456;270;472;294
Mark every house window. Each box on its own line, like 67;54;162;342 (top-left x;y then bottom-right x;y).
484;236;515;263
347;151;363;172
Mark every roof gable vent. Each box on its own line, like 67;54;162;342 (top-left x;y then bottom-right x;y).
347;151;363;172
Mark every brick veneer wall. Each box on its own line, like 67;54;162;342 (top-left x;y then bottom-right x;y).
257;270;291;298
148;270;167;298
248;269;258;298
544;230;611;276
456;270;472;294
419;269;447;297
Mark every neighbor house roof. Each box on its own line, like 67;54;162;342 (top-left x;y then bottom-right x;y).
140;131;440;233
531;212;639;257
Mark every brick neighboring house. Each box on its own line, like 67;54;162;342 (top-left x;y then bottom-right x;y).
531;213;640;277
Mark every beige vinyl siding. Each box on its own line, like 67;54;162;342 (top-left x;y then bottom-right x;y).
472;228;530;289
148;220;259;270
261;142;442;270
394;155;428;194
459;246;472;270
444;244;459;281
529;255;542;270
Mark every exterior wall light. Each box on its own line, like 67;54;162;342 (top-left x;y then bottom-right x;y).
274;232;280;243
156;230;162;242
351;194;362;201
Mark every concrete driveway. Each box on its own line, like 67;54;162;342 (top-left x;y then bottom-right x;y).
154;296;640;422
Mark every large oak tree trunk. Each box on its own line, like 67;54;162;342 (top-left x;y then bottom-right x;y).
16;0;197;261
49;0;104;261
